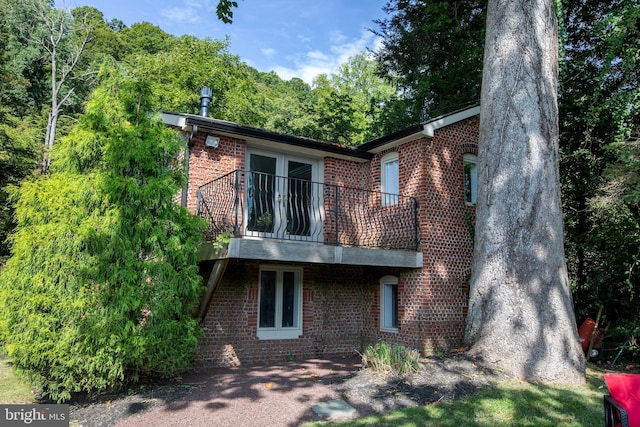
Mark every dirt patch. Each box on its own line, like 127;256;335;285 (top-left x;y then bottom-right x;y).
65;353;510;427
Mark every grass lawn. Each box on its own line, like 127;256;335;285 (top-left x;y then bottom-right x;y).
0;353;35;404
305;366;607;427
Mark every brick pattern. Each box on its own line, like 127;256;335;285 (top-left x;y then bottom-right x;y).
190;116;479;364
196;262;379;366
184;133;246;213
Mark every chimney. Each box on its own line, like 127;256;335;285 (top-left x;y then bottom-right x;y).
199;87;213;117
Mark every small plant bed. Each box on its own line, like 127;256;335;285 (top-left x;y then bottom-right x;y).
361;342;420;375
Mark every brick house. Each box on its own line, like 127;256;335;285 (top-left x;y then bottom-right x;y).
162;102;479;366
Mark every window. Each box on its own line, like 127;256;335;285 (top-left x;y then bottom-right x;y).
257;266;303;340
381;152;399;205
463;153;478;205
380;276;399;331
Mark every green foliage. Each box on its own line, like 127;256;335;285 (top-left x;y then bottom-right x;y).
216;0;239;24
361;341;420;375
259;53;398;145
0;121;36;259
0;5;38;258
211;232;233;250
253;71;316;137
309;53;398;144
0;0;51;115
559;0;640;328
120;22;176;56
304;78;359;145
128;36;263;125
0;67;204;401
373;0;486;127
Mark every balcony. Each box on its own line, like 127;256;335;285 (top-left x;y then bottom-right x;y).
195;170;422;268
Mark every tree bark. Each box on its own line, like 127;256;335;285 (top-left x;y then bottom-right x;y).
29;2;90;173
464;0;585;384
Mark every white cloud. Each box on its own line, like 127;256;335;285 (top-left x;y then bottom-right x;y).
160;6;201;24
330;30;377;65
307;51;330;61
160;0;220;24
261;48;277;57
271;65;332;85
270;30;381;86
329;30;348;44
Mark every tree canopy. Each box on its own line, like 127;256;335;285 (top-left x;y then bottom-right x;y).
558;0;640;336
373;0;486;125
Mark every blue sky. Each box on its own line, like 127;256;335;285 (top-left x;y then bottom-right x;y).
59;0;389;85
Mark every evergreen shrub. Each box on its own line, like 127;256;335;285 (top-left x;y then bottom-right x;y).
0;68;204;401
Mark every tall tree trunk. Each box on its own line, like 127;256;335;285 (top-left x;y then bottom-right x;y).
464;0;585;384
42;109;57;174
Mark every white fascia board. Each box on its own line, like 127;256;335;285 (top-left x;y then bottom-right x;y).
161;112;188;130
244;137;368;163
422;105;481;137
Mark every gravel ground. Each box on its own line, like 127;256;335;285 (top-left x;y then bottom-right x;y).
66;353;510;427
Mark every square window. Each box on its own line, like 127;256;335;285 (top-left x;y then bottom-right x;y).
258;267;302;340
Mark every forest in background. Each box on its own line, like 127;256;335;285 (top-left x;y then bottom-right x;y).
0;0;638;363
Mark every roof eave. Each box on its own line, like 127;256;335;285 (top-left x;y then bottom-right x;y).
161;112;372;161
358;104;481;154
421;105;481;138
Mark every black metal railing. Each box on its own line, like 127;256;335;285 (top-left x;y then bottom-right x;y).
196;170;419;251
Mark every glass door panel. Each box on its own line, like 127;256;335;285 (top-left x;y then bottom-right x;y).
259;270;277;328
248;154;276;233
246;151;320;241
286;160;312;237
281;271;298;327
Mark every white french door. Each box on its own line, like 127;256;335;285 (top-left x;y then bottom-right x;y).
246;150;321;241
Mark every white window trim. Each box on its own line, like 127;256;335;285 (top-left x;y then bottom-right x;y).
380;275;399;333
257;265;303;340
463;153;478;206
381;152;399;206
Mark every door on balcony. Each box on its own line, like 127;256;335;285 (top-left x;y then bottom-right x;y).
246;151;319;240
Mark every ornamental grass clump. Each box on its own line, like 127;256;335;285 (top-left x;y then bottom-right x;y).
362;341;420;375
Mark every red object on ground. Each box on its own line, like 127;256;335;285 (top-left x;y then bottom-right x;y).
578;317;602;352
604;373;640;427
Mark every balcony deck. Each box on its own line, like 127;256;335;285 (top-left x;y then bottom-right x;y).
196;170;422;268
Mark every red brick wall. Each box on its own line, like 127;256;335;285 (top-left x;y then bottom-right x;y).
316;117;478;354
184;132;246;213
196;261;380;366
324;157;371;189
414;117;478;352
192;116;479;364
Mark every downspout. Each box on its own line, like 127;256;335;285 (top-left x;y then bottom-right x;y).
181;140;192;208
181;87;213;207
